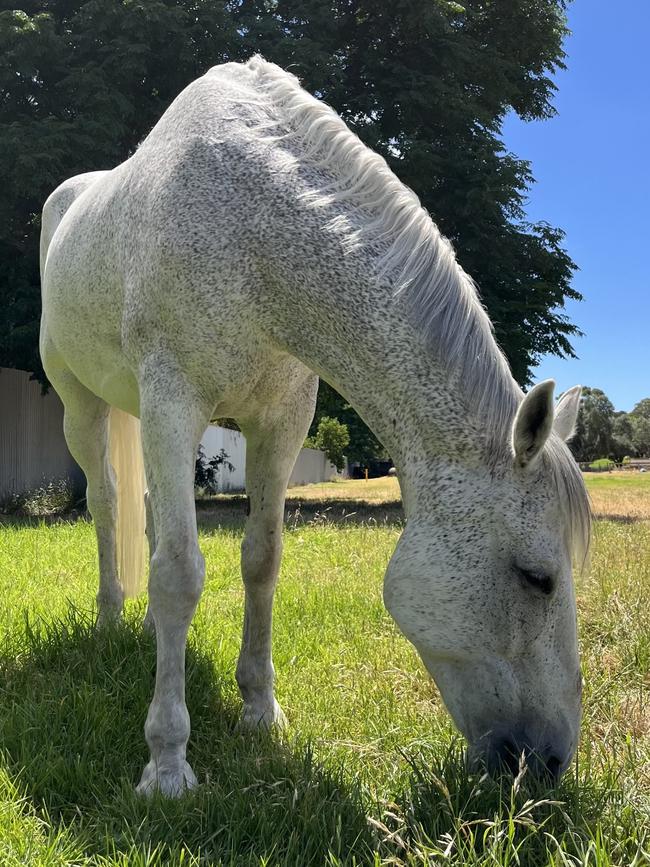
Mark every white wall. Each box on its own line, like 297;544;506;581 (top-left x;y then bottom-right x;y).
289;447;341;486
199;426;342;493
0;379;339;501
199;425;247;492
0;367;84;497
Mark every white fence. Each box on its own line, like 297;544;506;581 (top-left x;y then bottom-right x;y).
0;367;341;499
290;447;341;487
199;425;342;492
0;367;84;498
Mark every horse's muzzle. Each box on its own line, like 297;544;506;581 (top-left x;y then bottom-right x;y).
474;729;569;782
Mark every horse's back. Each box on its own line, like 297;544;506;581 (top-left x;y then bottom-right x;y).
40;59;320;417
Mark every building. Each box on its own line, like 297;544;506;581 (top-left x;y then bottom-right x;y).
1;367;342;501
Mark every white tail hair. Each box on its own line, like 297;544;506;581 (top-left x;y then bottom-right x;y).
109;407;147;597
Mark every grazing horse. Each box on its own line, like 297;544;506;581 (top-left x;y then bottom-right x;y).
40;56;590;796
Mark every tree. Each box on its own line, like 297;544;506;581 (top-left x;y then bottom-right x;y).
2;0;581;434
308;382;386;466
630;400;650;456
630;398;650;419
611;412;635;462
0;1;235;377
194;444;234;494
305;415;349;471
569;387;616;462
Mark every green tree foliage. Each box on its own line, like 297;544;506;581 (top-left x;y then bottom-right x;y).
569;390;650;462
305;415;350;471
630;398;650;419
194;444;234;494
612;412;635;461
309;381;386;466
3;0;582;460
0;1;235;374
629;399;650;456
570;387;616;463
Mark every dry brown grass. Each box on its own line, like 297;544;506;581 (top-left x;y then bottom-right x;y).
287;475;401;504
583;471;650;522
287;470;650;522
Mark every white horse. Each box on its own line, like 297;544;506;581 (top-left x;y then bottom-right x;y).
40;56;590;796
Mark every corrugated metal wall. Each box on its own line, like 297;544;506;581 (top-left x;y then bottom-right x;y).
0;366;343;500
0;367;83;498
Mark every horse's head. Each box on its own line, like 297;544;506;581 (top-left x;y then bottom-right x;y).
384;381;589;780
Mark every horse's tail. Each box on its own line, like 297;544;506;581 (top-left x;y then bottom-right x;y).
109;407;147;598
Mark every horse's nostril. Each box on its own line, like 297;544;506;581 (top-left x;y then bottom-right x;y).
498;738;523;775
545;754;563;780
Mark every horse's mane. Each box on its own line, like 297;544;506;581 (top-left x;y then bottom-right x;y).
245;55;590;560
247;56;519;430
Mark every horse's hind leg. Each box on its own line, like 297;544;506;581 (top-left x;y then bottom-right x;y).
45;359;123;622
135;360;212;797
142;491;156;633
237;373;318;728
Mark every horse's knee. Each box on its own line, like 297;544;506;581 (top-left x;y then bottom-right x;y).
149;542;205;613
241;530;282;587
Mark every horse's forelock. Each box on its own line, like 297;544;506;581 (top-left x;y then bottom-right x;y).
544;435;592;569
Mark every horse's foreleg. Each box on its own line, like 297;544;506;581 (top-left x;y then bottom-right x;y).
47;361;123;623
237;376;318;729
135;365;211;797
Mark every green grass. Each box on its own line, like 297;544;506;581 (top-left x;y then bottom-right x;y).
0;478;648;865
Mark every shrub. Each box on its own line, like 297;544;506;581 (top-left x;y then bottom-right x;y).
194;446;234;494
305;416;349;471
0;479;77;516
588;458;616;471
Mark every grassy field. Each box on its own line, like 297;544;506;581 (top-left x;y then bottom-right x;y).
0;473;648;865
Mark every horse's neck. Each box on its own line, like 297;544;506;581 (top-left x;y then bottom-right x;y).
265;254;507;513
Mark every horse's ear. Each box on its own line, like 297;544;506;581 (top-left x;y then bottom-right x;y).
512;380;555;467
553;385;582;442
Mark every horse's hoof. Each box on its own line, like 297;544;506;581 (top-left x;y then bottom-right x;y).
135;759;198;797
239;699;288;731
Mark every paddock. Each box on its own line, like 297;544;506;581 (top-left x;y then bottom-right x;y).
0;474;647;864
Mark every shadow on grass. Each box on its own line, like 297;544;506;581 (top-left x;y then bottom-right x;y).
592;512;648;524
0;509;89;529
197;495;404;534
0;610;372;865
1;494;404;534
390;742;645;866
0;611;642;865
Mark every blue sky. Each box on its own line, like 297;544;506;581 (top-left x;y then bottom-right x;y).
501;0;649;412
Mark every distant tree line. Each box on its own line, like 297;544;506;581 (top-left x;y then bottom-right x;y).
569;389;650;463
2;1;583;465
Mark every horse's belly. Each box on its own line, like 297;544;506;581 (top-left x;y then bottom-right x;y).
42;222;142;414
40;150;311;421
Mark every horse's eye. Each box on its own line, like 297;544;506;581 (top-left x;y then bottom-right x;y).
517;567;554;596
